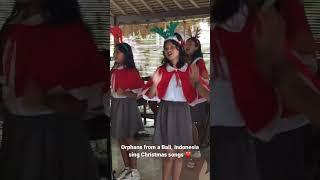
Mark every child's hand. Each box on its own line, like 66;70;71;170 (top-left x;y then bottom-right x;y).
152;69;162;86
106;90;111;96
189;64;200;87
254;7;286;60
116;88;125;96
45;93;87;116
254;7;287;77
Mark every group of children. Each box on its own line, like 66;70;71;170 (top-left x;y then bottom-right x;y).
109;24;209;180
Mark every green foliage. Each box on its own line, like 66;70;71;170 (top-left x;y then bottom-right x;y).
150;21;179;39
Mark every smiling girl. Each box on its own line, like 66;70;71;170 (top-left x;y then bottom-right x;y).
142;31;199;180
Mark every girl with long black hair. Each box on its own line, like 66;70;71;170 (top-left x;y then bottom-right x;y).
0;0;105;179
110;42;144;180
185;34;210;157
143;22;206;179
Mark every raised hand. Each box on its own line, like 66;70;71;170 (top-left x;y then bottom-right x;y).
116;88;125;96
254;7;286;57
254;7;287;78
189;64;200;87
152;69;163;86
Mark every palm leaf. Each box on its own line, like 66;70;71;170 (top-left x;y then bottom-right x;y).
150;26;167;38
150;21;179;39
166;22;179;37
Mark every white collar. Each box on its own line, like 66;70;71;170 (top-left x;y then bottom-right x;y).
113;65;125;70
192;57;202;64
166;63;188;72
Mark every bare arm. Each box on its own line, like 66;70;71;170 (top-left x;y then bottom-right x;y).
189;64;210;101
146;70;162;98
147;85;157;98
117;89;138;99
268;55;320;127
22;80;87;116
44;93;87;116
194;81;210;101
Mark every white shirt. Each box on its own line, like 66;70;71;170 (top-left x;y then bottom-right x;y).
143;64;189;103
162;74;187;102
211;58;245;127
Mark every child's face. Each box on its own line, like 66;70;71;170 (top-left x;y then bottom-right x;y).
185;40;198;56
115;48;125;64
164;41;180;62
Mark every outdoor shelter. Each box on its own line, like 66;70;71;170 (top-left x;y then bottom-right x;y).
110;2;211;180
110;0;210;25
109;0;211;126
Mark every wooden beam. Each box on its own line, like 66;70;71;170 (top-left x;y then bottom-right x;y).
173;0;184;10
124;0;141;14
111;0;126;15
188;0;200;8
115;7;209;25
139;0;154;13
155;0;169;11
110;15;118;26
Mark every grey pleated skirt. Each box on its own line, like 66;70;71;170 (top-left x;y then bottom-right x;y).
110;98;144;139
153;101;193;145
0;113;99;180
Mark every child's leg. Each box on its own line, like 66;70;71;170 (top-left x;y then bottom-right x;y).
192;123;200;146
119;139;130;168
198;120;207;145
172;150;184;180
198;103;210;146
126;138;138;169
163;149;174;180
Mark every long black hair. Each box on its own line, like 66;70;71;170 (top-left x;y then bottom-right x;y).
9;0;83;24
212;0;282;24
162;39;186;69
186;37;203;61
212;0;248;24
113;43;136;69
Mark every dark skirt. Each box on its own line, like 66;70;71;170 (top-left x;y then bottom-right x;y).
0;113;98;180
211;126;310;180
190;102;210;145
110;98;144;139
153;101;193;146
190;102;209;123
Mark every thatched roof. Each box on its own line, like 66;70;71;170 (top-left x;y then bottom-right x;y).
111;0;210;25
117;17;209;37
